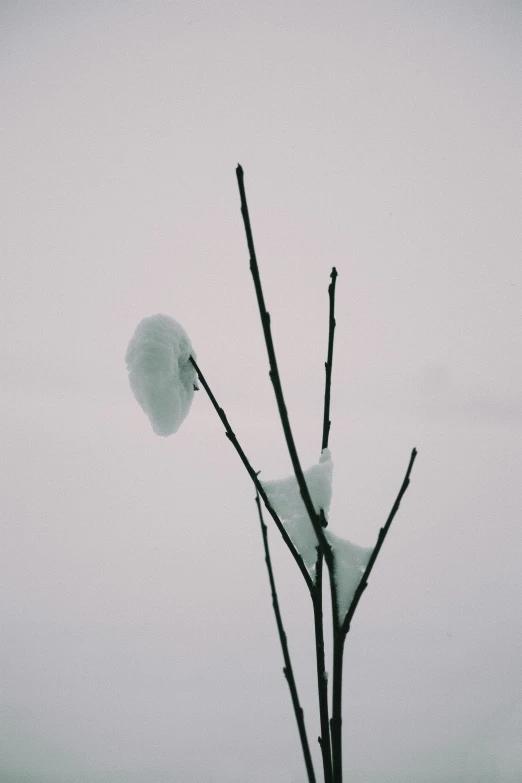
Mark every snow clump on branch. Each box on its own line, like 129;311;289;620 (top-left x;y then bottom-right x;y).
125;314;198;436
261;449;333;580
324;531;372;624
261;449;373;620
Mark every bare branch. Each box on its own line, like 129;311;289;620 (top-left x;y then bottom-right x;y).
313;551;333;783
256;493;317;783
341;447;418;636
189;355;313;591
235;164;332;571
322;267;338;452
314;264;340;783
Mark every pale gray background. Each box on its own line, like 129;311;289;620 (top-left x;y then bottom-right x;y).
1;1;521;781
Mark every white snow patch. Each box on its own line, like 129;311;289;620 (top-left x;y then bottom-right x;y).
325;531;373;624
126;314;197;436
261;449;332;580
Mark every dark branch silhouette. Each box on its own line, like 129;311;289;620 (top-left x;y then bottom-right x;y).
191;165;418;783
255;492;317;783
330;447;418;783
236;164;333;573
341;447;418;636
322;267;338;452
189;355;313;591
313;551;332;783
313;265;339;783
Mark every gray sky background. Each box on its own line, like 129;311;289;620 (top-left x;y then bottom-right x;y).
1;1;521;781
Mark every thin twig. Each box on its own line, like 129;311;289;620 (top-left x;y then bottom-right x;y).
235;164;332;571
341;447;418;636
330;447;418;783
322;267;338;452
189;355;313;592
314;266;339;783
255;493;317;783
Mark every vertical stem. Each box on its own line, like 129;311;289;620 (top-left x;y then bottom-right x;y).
257;494;317;783
312;555;333;783
330;628;346;783
315;266;338;783
322;267;338;451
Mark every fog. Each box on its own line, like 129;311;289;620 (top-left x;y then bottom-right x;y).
1;1;521;781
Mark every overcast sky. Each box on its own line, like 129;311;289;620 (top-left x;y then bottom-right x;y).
1;1;521;781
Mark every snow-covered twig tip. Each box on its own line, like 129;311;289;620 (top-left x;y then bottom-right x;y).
126;314;197;436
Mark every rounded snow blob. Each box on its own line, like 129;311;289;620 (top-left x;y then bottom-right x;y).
126;314;197;436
